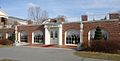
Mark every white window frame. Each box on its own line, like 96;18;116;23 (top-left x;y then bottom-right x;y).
65;29;80;46
32;31;43;44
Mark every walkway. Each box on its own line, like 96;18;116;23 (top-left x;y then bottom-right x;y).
0;47;111;61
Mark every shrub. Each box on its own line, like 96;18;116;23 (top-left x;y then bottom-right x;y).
105;40;120;53
90;40;106;52
88;40;120;53
94;27;103;40
0;39;13;45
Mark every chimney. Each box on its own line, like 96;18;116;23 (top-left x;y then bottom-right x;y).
81;15;88;21
27;20;33;24
109;13;119;19
55;17;65;23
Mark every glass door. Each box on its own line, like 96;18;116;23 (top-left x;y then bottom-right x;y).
50;29;59;44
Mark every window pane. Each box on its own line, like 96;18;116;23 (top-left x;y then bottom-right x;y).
66;29;80;45
0;33;3;39
20;32;28;42
34;31;44;44
55;31;58;38
50;31;53;38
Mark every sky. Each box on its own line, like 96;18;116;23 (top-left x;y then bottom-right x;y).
0;0;120;20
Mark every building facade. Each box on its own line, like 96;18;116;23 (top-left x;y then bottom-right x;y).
0;9;120;47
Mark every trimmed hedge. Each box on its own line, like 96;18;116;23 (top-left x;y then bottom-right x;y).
0;39;13;45
84;40;120;53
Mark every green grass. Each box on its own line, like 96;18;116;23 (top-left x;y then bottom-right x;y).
74;51;120;61
0;59;20;61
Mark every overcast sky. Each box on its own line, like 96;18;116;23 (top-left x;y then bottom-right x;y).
0;0;120;20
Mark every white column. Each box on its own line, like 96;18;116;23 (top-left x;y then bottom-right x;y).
15;25;21;46
18;32;21;43
32;32;34;44
59;24;62;45
6;33;8;39
15;26;18;42
64;32;67;45
44;25;50;45
80;21;83;44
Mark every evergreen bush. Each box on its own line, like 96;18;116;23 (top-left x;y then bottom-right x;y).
94;27;103;40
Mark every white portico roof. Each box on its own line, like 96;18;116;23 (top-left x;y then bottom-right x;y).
0;9;8;18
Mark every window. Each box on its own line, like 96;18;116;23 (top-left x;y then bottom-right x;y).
34;31;44;44
0;33;3;39
66;29;80;45
7;32;15;42
50;31;53;38
89;28;108;40
55;31;58;38
1;17;6;25
20;31;28;42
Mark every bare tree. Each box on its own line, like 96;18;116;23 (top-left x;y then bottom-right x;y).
27;5;48;24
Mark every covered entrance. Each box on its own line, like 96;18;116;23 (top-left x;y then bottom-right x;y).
44;19;62;45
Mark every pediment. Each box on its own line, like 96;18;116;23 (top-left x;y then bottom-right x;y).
0;10;7;16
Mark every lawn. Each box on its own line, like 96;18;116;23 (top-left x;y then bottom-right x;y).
0;59;19;61
74;51;120;61
0;45;12;48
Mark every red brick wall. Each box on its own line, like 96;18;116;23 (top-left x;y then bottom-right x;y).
62;20;120;46
0;28;14;39
18;25;44;44
16;20;120;46
83;20;120;46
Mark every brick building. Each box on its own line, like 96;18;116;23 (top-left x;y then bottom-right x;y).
0;9;120;47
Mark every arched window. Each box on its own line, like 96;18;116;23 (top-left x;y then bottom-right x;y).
20;31;28;42
66;29;80;45
88;28;108;41
33;31;44;44
7;32;15;42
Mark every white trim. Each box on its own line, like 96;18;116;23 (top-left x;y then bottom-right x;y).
65;31;78;46
65;44;77;46
0;16;8;18
32;31;44;44
64;29;80;46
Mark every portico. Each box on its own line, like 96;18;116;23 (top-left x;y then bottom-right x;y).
44;23;62;45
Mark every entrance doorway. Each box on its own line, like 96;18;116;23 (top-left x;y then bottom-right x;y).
50;29;59;44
